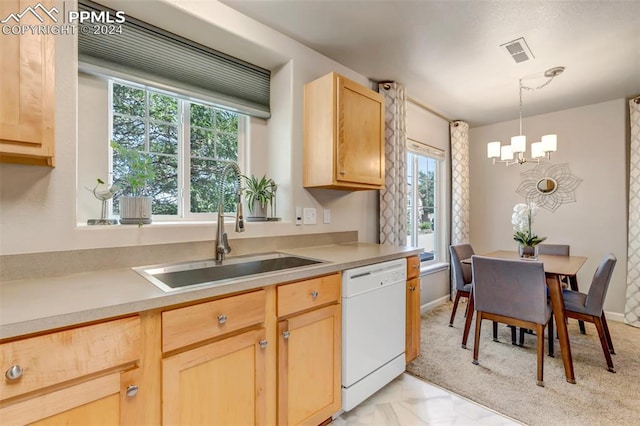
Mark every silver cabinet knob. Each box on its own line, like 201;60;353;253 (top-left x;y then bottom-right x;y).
5;365;23;380
259;339;268;348
217;314;227;324
339;170;346;176
126;385;138;397
282;330;290;340
310;290;319;299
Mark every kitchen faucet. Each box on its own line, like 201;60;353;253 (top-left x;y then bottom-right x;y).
215;161;245;263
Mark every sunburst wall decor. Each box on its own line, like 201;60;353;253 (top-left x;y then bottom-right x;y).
515;162;582;212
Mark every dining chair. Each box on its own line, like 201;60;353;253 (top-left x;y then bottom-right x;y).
450;244;499;341
536;243;586;334
471;255;552;387
449;244;475;327
562;253;617;372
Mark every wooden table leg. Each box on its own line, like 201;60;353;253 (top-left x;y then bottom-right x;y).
461;288;474;349
547;273;576;384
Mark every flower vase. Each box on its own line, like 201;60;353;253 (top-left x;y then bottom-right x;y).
519;244;538;260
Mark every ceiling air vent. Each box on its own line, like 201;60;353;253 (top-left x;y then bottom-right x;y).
500;37;534;63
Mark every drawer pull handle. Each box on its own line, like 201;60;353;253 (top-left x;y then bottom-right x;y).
5;365;23;380
283;331;290;340
311;290;319;299
259;339;268;348
126;385;139;397
217;314;228;324
413;264;420;269
339;170;346;176
410;286;416;292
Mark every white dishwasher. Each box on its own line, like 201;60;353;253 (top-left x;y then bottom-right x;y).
341;258;407;412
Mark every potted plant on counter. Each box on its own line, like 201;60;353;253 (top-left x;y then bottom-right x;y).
111;141;155;226
242;174;275;221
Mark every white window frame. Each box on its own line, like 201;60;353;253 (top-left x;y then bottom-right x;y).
108;78;247;221
406;138;445;264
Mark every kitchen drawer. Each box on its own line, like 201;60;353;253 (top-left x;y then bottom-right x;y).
277;273;340;318
0;316;140;401
162;290;266;353
407;255;420;279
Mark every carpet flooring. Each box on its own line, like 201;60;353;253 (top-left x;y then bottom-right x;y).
407;301;640;426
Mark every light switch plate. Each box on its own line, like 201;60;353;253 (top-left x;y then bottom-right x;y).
303;208;317;225
323;209;331;224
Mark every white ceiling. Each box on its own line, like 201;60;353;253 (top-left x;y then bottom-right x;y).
221;0;640;127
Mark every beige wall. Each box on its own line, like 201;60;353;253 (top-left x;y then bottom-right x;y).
0;0;380;255
469;99;628;315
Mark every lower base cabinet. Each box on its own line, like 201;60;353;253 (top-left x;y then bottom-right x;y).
278;305;341;426
162;328;267;425
0;317;141;425
1;369;140;425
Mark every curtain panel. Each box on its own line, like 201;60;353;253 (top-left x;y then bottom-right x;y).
450;121;470;245
625;97;640;328
378;82;407;246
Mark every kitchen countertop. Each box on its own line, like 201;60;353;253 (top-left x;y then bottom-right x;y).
0;242;421;340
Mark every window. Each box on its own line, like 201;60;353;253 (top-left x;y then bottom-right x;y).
110;80;244;218
406;140;444;263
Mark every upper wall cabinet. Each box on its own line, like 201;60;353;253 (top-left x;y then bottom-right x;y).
0;0;55;167
303;72;384;190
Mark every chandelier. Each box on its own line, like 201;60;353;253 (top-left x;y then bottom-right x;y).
488;66;565;166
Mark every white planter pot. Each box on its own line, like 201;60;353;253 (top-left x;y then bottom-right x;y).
119;196;152;225
247;201;268;220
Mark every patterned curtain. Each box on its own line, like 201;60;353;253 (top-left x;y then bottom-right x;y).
378;82;407;246
450;121;470;245
625;97;640;327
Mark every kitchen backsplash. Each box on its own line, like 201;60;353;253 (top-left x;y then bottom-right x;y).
0;231;357;281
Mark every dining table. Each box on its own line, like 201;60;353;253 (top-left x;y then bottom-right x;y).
461;250;587;384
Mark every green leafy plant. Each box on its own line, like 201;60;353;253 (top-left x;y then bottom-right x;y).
110;141;155;196
242;174;275;214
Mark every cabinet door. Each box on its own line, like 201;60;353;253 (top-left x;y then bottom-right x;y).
406;278;421;363
162;328;267;426
336;75;384;187
0;0;55;167
278;304;341;426
0;369;139;425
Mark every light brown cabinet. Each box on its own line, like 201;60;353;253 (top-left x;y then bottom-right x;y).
303;72;385;190
0;0;55;167
406;256;421;363
0;317;141;424
160;290;267;425
162;328;267;425
277;273;342;426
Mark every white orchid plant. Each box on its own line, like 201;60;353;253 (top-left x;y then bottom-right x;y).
512;202;546;247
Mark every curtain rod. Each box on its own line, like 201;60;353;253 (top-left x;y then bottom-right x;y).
407;96;452;122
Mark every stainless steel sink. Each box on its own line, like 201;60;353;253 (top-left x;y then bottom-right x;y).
133;252;325;292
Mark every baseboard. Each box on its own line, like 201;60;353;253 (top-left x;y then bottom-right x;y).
420;295;449;314
604;310;624;322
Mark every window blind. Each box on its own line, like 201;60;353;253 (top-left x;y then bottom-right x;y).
78;0;271;118
407;138;445;160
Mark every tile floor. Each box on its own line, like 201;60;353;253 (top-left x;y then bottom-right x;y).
333;373;521;425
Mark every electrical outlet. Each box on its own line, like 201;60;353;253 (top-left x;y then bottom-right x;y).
295;207;302;225
303;208;317;225
323;209;331;224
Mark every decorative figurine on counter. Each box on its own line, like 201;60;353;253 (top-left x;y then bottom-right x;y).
87;178;119;225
